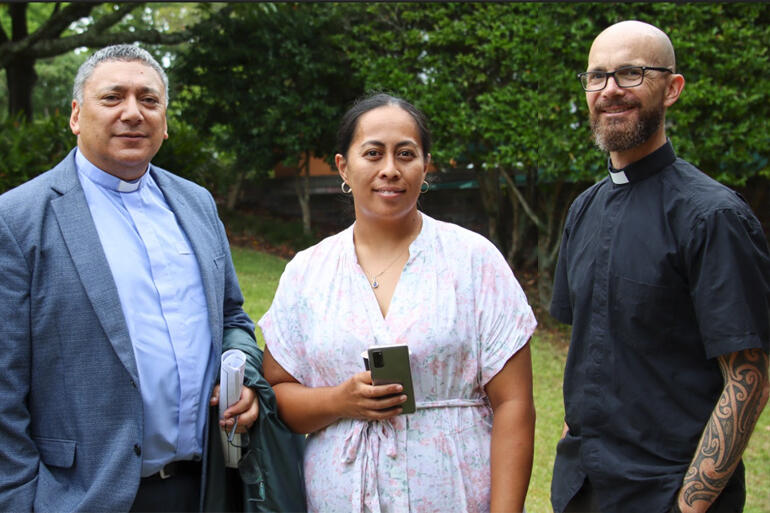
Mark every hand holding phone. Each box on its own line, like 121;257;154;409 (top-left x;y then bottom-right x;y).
363;344;416;414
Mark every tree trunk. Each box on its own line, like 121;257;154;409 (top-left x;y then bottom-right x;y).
476;167;502;251
537;181;579;308
499;168;578;308
506;191;521;267
295;151;312;236
6;3;35;120
6;58;37;120
537;233;553;307
536;182;557;307
225;169;245;211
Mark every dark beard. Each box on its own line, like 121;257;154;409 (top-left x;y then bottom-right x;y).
590;101;664;152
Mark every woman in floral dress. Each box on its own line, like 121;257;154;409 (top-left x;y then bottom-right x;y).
260;93;537;513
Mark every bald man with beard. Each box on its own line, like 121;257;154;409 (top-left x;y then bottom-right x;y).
550;21;770;513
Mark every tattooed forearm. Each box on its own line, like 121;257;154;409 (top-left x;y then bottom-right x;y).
679;349;770;510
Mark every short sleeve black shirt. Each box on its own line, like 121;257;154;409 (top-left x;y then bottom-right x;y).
550;141;770;513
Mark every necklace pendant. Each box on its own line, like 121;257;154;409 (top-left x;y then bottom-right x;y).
371;279;379;289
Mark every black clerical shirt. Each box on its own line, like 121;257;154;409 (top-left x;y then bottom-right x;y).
550;141;770;513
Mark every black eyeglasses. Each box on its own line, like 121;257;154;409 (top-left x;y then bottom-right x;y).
577;66;673;92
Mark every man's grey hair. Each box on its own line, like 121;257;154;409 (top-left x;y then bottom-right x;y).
72;44;169;106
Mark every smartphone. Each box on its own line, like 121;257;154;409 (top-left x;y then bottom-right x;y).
364;344;416;414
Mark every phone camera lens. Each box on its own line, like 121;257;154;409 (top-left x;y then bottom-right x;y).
372;351;384;368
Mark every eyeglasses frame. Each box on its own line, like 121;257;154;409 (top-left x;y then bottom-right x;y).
577;66;673;92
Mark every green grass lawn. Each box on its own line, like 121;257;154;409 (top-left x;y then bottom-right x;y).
231;246;288;347
231;245;770;512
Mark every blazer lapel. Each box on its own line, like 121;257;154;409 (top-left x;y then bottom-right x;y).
50;156;139;382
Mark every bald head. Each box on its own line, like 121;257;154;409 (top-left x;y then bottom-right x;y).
589;21;676;73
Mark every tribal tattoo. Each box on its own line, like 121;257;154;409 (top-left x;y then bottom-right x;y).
680;348;770;509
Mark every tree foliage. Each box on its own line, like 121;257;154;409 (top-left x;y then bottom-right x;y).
0;111;74;191
662;3;770;185
172;2;362;224
0;2;198;119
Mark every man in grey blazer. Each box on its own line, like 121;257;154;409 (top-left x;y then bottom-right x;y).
0;45;260;512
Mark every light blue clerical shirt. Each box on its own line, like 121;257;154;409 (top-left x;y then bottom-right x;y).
75;149;215;477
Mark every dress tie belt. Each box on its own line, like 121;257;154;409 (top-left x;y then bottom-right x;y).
341;398;487;513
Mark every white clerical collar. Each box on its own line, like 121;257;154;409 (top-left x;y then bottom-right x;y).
606;141;677;185
609;169;630;185
75;149;147;193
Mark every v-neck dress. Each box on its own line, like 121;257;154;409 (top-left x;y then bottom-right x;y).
258;213;536;513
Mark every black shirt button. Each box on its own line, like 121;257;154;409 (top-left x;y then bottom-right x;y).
130;379;137;388
134;444;141;456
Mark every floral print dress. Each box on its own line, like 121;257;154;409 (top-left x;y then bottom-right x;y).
258;213;537;513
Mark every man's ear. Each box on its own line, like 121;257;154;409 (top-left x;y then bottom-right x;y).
664;74;685;108
69;100;81;136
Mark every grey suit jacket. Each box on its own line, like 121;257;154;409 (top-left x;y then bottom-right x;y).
0;149;257;512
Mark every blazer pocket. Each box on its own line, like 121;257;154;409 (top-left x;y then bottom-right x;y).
34;436;76;468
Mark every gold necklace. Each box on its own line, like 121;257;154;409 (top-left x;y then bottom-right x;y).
368;249;408;289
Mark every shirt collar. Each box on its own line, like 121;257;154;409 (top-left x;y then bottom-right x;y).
75;148;148;193
607;140;676;185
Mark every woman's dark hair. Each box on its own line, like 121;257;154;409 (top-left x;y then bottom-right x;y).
336;92;432;158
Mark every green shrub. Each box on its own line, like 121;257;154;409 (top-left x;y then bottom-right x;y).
0;112;75;193
153;115;228;192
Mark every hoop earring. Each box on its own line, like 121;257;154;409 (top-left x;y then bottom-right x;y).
420;180;430;194
341;182;352;194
